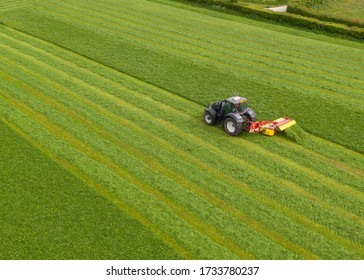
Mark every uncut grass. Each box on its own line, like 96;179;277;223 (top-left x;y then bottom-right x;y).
125;0;364;51
0;121;181;260
1;35;362;221
0;47;362;258
35;1;364;103
5;7;362;112
56;0;364;92
66;0;364;68
2;9;363;153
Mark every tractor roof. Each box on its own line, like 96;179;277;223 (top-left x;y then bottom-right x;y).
225;96;247;104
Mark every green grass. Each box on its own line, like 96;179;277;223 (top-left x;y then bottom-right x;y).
0;0;363;259
0;120;181;259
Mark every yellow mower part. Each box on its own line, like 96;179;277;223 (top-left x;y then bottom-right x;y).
260;123;277;136
274;118;296;131
261;128;276;136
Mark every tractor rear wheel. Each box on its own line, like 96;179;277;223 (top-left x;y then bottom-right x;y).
224;117;242;136
204;111;217;126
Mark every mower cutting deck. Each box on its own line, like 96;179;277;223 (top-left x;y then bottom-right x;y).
249;118;297;136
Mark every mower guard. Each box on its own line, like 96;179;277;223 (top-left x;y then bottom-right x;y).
273;118;296;131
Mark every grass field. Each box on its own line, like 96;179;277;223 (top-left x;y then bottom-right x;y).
0;0;363;259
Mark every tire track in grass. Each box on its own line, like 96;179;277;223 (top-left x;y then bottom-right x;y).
0;50;362;258
40;2;364;103
1;35;357;225
0;78;254;260
0;116;193;260
60;0;364;92
0;58;319;259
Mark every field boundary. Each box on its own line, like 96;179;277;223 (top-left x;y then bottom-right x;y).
156;0;364;39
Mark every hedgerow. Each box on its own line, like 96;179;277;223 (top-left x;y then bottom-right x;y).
164;0;364;39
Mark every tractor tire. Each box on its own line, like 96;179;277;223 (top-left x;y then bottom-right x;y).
204;111;217;126
224;117;242;136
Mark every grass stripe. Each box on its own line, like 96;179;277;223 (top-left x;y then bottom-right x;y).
76;0;364;68
0;48;362;258
59;0;364;83
64;0;364;90
0;116;193;260
39;2;364;102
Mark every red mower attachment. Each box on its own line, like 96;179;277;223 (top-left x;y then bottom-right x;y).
249;117;296;136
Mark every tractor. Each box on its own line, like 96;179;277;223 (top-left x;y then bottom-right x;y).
204;96;256;136
204;95;296;136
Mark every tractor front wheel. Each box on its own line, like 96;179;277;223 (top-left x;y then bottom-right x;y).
224;117;242;136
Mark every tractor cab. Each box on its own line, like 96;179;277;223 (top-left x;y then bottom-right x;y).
204;95;257;136
224;96;249;114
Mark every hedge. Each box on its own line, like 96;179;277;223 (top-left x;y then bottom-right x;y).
287;4;364;29
169;0;364;40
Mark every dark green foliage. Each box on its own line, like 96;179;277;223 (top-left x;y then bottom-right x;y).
288;1;364;28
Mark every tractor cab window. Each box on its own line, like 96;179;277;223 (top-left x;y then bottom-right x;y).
224;102;233;113
233;102;248;113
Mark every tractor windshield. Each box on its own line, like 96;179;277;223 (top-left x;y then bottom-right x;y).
233;102;248;113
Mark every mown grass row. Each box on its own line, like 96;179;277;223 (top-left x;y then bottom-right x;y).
2;1;363;152
63;0;364;87
1;26;362;258
0;119;180;259
0;0;34;11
